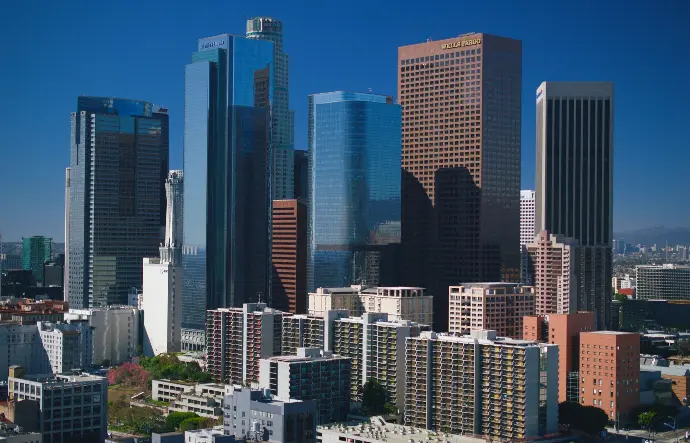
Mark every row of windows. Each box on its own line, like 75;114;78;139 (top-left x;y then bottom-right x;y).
401;49;481;65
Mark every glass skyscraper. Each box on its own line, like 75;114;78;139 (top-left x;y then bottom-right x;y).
22;236;52;285
307;92;401;291
182;34;274;330
246;17;295;200
68;97;169;308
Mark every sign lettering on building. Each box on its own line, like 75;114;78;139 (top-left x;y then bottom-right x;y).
441;38;481;50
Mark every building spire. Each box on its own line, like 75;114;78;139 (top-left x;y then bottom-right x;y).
160;170;183;264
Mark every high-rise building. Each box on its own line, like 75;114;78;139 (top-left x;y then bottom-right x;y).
22;236;51;285
259;348;351;425
182;35;274;330
69;97;169;309
520;190;536;247
448;283;535;339
405;330;558;440
523;230;581;314
399;34;522;331
7;367;108;442
308;91;401;291
272;200;307;313
280;310;348;355
223;386;317;442
579;331;640;423
246;17;295;200
535;82;614;328
523;312;595;403
636;264;690;301
142;170;184;356
293;149;309;202
205;303;284;385
38;321;93;374
64;306;140;365
308;285;433;326
43;254;64;290
332;313;423;412
65;167;71;298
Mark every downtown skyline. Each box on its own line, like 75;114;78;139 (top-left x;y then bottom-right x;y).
1;0;690;241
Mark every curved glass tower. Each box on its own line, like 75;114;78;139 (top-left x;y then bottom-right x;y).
182;34;274;330
307;92;401;291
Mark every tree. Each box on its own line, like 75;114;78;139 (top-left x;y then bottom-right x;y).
638;411;657;438
165;411;199;431
557;402;608;435
614;293;627;302
179;417;209;431
361;379;388;416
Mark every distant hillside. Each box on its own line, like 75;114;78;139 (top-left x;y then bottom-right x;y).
614;226;690;246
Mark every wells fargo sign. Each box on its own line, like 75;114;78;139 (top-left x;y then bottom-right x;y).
441;38;481;50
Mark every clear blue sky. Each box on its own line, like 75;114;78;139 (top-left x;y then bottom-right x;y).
1;0;688;241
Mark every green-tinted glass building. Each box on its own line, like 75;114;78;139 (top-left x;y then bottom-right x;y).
22;236;52;284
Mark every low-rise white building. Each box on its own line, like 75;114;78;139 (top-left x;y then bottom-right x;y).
151;379;195;402
309;285;432;326
184;428;232;443
167;383;225;418
64;306;139;365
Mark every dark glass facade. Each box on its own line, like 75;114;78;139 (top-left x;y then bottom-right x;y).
21;236;52;285
69;97;169;308
293;149;309;202
182;34;274;330
307;92;401;291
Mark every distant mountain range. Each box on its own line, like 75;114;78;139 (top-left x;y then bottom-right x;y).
614;226;690;246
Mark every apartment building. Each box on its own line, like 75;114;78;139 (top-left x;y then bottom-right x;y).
523;231;581;314
6;366;108;443
332;313;423;411
38;322;93;374
167;383;225;418
579;331;640;424
448;283;535;339
281;310;348;355
223;385;317;442
523;312;595;402
636;264;690;301
205;303;284;385
64;306;140;365
151;379;195;402
259;348;350;425
405;330;558;441
308;285;432;326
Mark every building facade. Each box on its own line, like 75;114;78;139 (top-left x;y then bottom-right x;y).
38;322;93;374
636;264;690;301
271;200;307;313
293;150;308;202
523;312;595;403
223;386;317;442
259;348;350;425
182;34;274;330
21;236;52;286
68;97;169;309
280;310;348;356
308;285;432;326
448;283;535;339
535;82;614;328
142;170;183;356
579;331;640;423
405;330;558;440
167;383;225;418
7;367;108;443
64;307;139;365
246;17;295;201
308;92;401;291
399;34;523;332
523;230;581;314
520;190;536;249
332;314;422;412
205;304;284;385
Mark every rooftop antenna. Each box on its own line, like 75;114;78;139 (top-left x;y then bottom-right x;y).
368;88;372;93
426;37;432;42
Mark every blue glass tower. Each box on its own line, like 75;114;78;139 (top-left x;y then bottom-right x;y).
182;34;274;330
69;97;169;308
307;92;401;291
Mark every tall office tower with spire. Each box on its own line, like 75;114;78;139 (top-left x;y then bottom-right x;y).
247;17;295;200
398;34;522;331
68;97;169;309
143;170;183;356
535;82;614;328
182;34;274;330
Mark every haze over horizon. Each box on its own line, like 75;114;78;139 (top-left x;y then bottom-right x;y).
1;0;688;241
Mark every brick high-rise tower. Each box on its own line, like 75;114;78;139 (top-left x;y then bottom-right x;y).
398;34;522;331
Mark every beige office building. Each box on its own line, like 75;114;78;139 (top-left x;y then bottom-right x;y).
448;283;535;339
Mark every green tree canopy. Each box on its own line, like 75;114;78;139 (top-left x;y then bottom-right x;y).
179;417;209;431
638;410;657;436
361;379;388;416
558;402;608;435
165;411;199;431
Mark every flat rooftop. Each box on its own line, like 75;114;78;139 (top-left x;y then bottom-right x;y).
318;416;486;443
